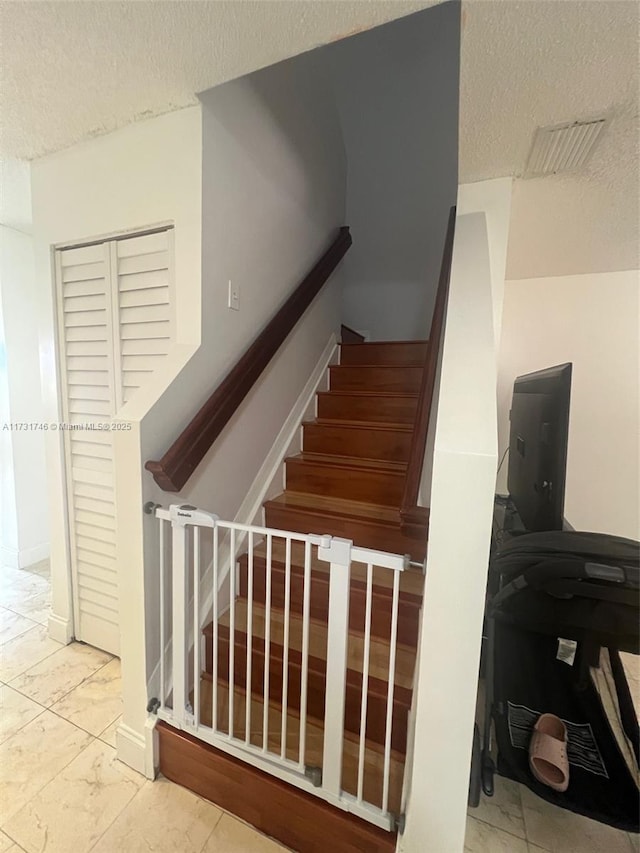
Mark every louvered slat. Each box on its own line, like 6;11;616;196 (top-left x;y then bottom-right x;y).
114;229;172;409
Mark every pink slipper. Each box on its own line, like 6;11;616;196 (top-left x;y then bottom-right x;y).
529;713;570;792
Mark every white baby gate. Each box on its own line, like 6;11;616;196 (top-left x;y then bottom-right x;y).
152;503;411;831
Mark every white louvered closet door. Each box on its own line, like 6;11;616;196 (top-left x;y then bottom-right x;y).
56;228;173;655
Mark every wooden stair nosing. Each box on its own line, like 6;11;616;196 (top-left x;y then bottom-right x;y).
306;418;414;432
288;452;408;474
263;495;427;562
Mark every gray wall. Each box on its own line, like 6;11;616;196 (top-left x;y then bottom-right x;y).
325;1;460;340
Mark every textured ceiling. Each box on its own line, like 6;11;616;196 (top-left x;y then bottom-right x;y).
0;0;435;161
1;0;638;278
460;0;640;278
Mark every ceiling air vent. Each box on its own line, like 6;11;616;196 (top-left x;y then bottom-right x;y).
523;119;606;177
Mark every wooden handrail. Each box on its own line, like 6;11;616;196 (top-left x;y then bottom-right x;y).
146;226;352;492
400;206;456;534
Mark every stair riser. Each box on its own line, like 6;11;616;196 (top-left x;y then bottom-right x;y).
330;366;422;394
317;391;418;425
316;392;418;424
205;631;409;754
264;503;427;562
303;422;412;462
158;722;397;853
340;342;427;366
238;557;420;647
285;458;405;506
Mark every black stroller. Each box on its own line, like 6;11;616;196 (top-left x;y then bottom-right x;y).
470;530;640;832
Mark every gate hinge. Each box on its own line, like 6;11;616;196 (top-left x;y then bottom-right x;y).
304;765;322;787
147;697;160;714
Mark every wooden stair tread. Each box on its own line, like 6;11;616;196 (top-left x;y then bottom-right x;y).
340;340;427;346
306;418;414;433
264;491;404;524
245;538;424;598
317;389;419;399
289;452;407;474
213;600;415;689
331;364;420;373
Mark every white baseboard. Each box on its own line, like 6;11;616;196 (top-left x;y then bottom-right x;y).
0;546;19;569
1;543;50;570
116;719;158;779
233;332;338;530
48;612;73;645
18;543;50;568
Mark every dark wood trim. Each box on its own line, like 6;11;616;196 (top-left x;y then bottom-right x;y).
400;207;456;532
146;227;352;492
157;721;397;853
340;324;365;343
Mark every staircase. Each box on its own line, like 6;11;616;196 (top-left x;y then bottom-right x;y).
158;340;430;853
265;340;429;561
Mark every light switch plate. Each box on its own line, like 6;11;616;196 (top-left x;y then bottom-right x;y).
228;280;240;311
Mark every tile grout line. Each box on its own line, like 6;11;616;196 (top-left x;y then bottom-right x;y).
84;764;147;853
0;622;64;681
0;614;45;646
196;806;225;853
6;647;115;705
469;812;530;845
2;602;50;627
0;735;101;832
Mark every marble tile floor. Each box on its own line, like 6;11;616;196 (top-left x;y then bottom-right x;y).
0;561;289;852
465;774;639;853
3;562;637;852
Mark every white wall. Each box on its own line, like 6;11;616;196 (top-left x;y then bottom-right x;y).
457;178;513;350
108;55;347;771
0;159;50;569
30;106;203;770
497;270;640;539
0;279;18;560
401;212;497;853
325;1;460;340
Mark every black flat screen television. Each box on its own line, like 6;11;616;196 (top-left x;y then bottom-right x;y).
507;363;572;532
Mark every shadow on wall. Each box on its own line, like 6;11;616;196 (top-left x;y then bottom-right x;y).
322;1;461;340
199;53;346;237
